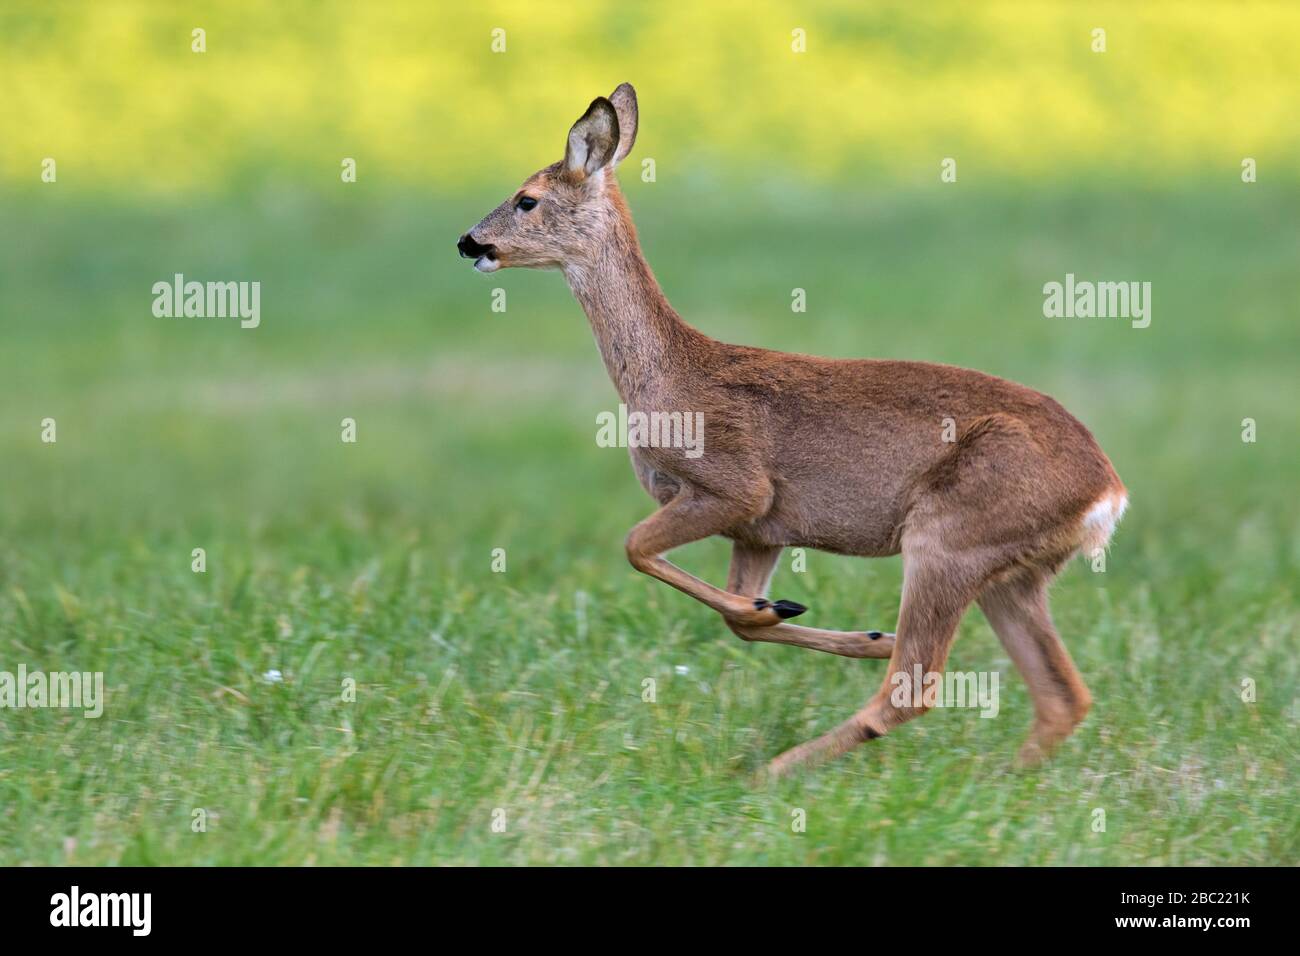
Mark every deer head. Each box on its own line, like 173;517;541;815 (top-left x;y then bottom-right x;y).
457;83;639;273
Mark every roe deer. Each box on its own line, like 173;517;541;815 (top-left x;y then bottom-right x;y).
457;84;1127;777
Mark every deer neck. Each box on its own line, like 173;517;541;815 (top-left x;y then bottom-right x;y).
562;201;696;404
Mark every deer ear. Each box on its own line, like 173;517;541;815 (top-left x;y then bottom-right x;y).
564;97;620;179
609;83;638;166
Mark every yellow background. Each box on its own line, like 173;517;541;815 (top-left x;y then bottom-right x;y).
5;1;1299;193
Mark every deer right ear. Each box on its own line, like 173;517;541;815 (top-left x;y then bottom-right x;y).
564;97;621;180
609;83;638;166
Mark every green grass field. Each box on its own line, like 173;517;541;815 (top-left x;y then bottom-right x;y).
1;180;1296;864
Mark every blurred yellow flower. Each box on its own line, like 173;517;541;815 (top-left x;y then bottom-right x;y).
3;0;1297;193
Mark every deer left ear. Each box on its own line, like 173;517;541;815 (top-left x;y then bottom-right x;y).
564;97;621;179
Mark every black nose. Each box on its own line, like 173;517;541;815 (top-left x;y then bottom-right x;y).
458;233;493;259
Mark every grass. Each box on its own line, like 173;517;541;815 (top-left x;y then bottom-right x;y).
0;179;1296;864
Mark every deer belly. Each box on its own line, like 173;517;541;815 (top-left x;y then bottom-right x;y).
762;476;907;556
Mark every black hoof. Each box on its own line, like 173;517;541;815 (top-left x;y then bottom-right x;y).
867;630;884;640
771;599;808;620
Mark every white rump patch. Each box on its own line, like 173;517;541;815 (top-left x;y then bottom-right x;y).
1080;491;1128;552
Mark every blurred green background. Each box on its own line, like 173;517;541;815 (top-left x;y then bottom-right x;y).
0;2;1296;864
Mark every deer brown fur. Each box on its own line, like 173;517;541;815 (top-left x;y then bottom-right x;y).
458;84;1127;777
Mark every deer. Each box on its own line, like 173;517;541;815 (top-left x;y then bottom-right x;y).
457;84;1127;778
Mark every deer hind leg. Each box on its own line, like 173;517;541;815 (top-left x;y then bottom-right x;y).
977;571;1091;766
625;491;809;627
765;553;979;777
724;542;895;659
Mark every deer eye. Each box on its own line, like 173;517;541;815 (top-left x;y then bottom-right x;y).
516;196;538;212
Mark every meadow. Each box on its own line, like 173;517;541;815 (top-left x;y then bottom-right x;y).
0;1;1296;865
0;177;1296;864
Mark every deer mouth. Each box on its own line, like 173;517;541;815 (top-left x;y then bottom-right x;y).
457;234;500;272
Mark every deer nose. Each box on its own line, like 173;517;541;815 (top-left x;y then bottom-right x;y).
457;233;493;259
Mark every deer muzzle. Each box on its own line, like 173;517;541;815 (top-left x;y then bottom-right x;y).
457;233;495;258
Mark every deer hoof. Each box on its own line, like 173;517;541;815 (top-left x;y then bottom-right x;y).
771;599;807;619
748;598;807;625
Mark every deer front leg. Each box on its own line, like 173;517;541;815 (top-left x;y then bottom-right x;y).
626;493;808;627
725;542;895;659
